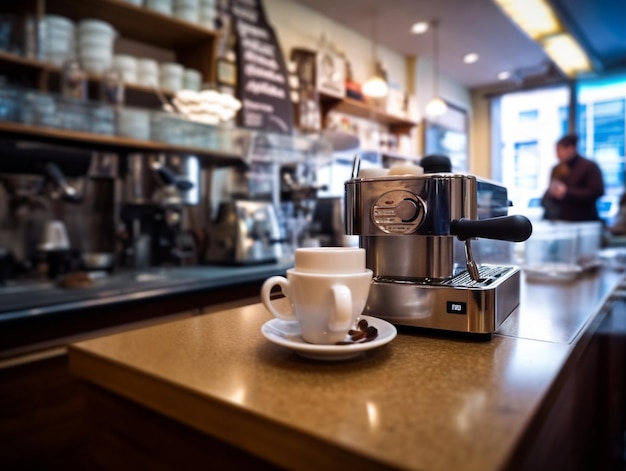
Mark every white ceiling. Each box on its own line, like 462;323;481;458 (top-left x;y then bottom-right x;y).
291;0;549;89
290;0;612;89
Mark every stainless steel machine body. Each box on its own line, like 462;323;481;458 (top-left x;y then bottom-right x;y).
345;172;530;334
205;200;284;265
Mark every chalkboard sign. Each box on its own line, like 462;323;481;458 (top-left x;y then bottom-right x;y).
229;0;294;134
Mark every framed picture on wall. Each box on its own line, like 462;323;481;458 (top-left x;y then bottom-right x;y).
423;101;468;171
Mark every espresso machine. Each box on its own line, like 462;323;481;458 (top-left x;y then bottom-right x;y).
0;143;92;279
344;155;532;334
119;153;200;267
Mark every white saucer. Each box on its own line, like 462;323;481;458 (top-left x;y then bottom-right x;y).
261;315;397;361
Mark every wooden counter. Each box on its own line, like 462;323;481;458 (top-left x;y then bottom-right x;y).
67;270;626;470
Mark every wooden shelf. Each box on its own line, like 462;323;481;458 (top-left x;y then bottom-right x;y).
45;0;219;48
0;50;46;71
0;51;174;104
0;122;243;166
319;92;417;135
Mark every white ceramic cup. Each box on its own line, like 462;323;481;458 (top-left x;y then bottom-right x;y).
261;248;372;345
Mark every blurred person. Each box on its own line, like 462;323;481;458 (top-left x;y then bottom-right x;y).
541;133;604;221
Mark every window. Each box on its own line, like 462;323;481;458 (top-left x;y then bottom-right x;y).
491;74;626;224
577;75;626;223
492;85;570;218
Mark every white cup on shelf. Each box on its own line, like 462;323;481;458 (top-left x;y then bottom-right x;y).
137;58;158;75
76;19;116;75
183;68;202;91
136;58;160;87
145;0;173;15
42;15;75;66
160;62;184;92
174;0;199;23
113;55;138;83
78;19;116;36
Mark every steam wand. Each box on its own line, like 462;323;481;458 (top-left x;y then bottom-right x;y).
463;239;481;281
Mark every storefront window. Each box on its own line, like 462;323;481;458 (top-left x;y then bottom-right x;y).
492;75;626;223
577;75;626;223
492;85;569;219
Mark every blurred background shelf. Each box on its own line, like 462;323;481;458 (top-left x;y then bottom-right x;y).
0;121;244;165
319;92;417;135
0;50;176;107
44;0;219;48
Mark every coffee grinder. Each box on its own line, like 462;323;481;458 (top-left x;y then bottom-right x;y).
344;155;532;335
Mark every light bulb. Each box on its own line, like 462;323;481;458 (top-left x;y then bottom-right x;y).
411;22;429;34
363;75;389;98
463;53;479;64
426;97;448;117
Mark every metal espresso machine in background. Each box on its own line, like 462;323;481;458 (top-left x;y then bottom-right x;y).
119;154;200;268
0;144;117;280
344;155;533;335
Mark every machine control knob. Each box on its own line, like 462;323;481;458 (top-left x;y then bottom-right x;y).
395;198;419;222
371;190;426;234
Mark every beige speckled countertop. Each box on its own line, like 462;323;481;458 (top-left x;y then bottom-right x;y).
68;269;624;471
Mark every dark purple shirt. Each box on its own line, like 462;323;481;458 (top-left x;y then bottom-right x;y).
542;154;605;221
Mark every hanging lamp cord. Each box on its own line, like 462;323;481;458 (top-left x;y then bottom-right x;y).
371;9;378;73
432;19;440;98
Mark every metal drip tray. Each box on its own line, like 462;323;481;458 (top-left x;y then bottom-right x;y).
375;265;517;289
366;265;521;334
442;266;516;288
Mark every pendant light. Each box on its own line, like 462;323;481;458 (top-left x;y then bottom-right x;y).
425;20;448;118
362;10;388;98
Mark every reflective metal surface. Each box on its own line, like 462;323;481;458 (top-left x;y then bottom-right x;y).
364;236;454;280
367;266;520;334
345;173;520;333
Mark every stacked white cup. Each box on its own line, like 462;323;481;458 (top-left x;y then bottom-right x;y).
77;19;117;74
183;68;202;91
199;0;217;28
42;15;75;66
145;0;173;15
159;62;184;92
113;55;138;84
174;0;199;23
137;58;159;87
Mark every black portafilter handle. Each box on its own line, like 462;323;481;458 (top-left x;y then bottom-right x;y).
42;162;83;203
450;215;533;242
154;166;194;192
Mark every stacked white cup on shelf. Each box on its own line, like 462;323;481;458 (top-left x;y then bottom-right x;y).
137;58;159;87
199;0;217;28
113;55;138;84
174;0;199;23
42;15;75;66
183;68;202;91
145;0;173;15
77;19;117;74
159;62;184;92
